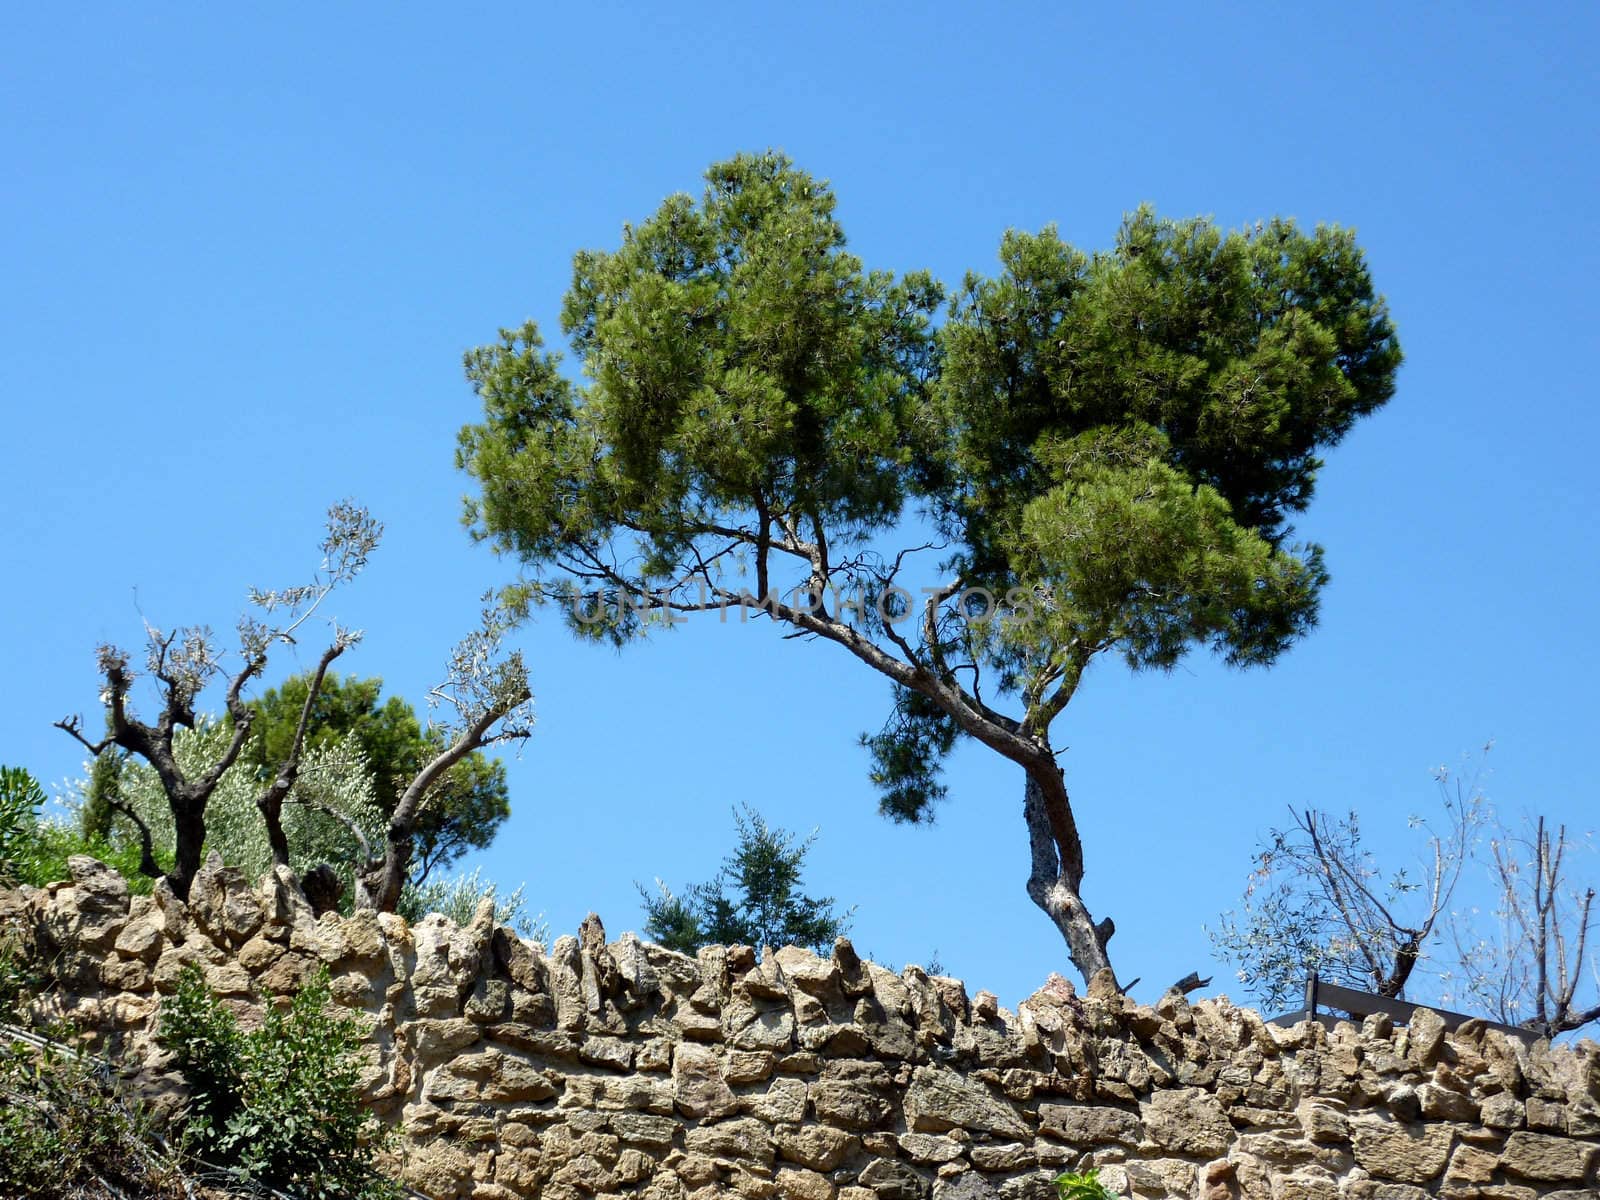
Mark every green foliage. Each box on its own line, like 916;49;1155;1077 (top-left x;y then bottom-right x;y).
0;934;180;1198
23;819;162;893
399;864;548;942
79;731;125;845
861;686;961;823
159;963;396;1200
111;718;385;901
891;211;1396;815
641;806;852;954
458;153;1398;808
248;671;513;883
0;766;150;892
458;153;1399;970
0;931;34;1022
0;764;46;885
1055;1168;1116;1200
458;152;943;647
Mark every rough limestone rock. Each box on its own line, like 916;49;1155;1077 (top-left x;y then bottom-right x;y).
905;1065;1029;1138
1349;1114;1454;1184
1500;1130;1598;1182
42;855;131;951
1037;1102;1140;1146
188;854;263;945
778;1123;860;1171
935;1174;999;1200
671;1041;736;1119
7;865;1600;1200
1141;1087;1234;1156
858;1155;930;1199
899;1133;966;1165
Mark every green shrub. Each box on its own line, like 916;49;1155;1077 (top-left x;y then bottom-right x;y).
1056;1169;1117;1200
0;934;180;1197
21;818;160;893
0;933;33;1026
0;763;158;893
400;863;546;942
0;764;47;885
159;964;396;1200
159;961;247;1151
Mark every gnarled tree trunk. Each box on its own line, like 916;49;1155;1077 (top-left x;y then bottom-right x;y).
1021;767;1114;985
169;797;207;901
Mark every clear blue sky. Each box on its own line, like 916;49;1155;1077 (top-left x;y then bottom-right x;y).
3;4;1596;1008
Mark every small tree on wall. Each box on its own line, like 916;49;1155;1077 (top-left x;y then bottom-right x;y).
1209;773;1482;1008
1213;751;1600;1035
640;805;852;954
55;503;535;910
55;501;379;899
352;605;533;911
247;671;514;889
1452;813;1599;1037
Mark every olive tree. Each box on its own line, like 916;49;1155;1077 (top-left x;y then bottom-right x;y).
457;153;1399;985
351;606;533;911
55;501;379;899
247;672;513;888
56;503;534;911
1213;755;1599;1036
105;720;388;903
1209;765;1484;1009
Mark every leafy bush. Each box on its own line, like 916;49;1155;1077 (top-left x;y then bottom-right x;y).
0;764;47;885
159;963;246;1151
0;934;181;1197
0;763;161;893
159;964;396;1200
1056;1168;1117;1200
400;864;547;942
23;818;160;894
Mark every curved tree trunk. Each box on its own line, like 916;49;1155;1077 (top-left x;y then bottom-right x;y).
357;691;530;913
1021;767;1114;985
367;831;413;914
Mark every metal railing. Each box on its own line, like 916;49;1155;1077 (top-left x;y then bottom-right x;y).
1268;973;1537;1040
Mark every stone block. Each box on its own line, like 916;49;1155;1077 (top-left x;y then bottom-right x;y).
1499;1131;1597;1183
1140;1087;1233;1157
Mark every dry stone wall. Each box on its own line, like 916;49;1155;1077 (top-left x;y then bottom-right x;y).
5;855;1599;1200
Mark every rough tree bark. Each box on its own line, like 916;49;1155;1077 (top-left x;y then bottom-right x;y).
57;642;264;899
1022;768;1113;984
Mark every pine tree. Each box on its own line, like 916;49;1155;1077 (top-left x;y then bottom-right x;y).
640;806;851;955
461;152;1399;984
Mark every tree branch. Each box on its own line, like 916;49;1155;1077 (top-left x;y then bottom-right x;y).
255;641;346;868
54;715;110;758
288;794;373;864
365;682;533;912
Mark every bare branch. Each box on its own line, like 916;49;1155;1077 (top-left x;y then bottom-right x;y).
104;795;162;881
53;715;110;758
